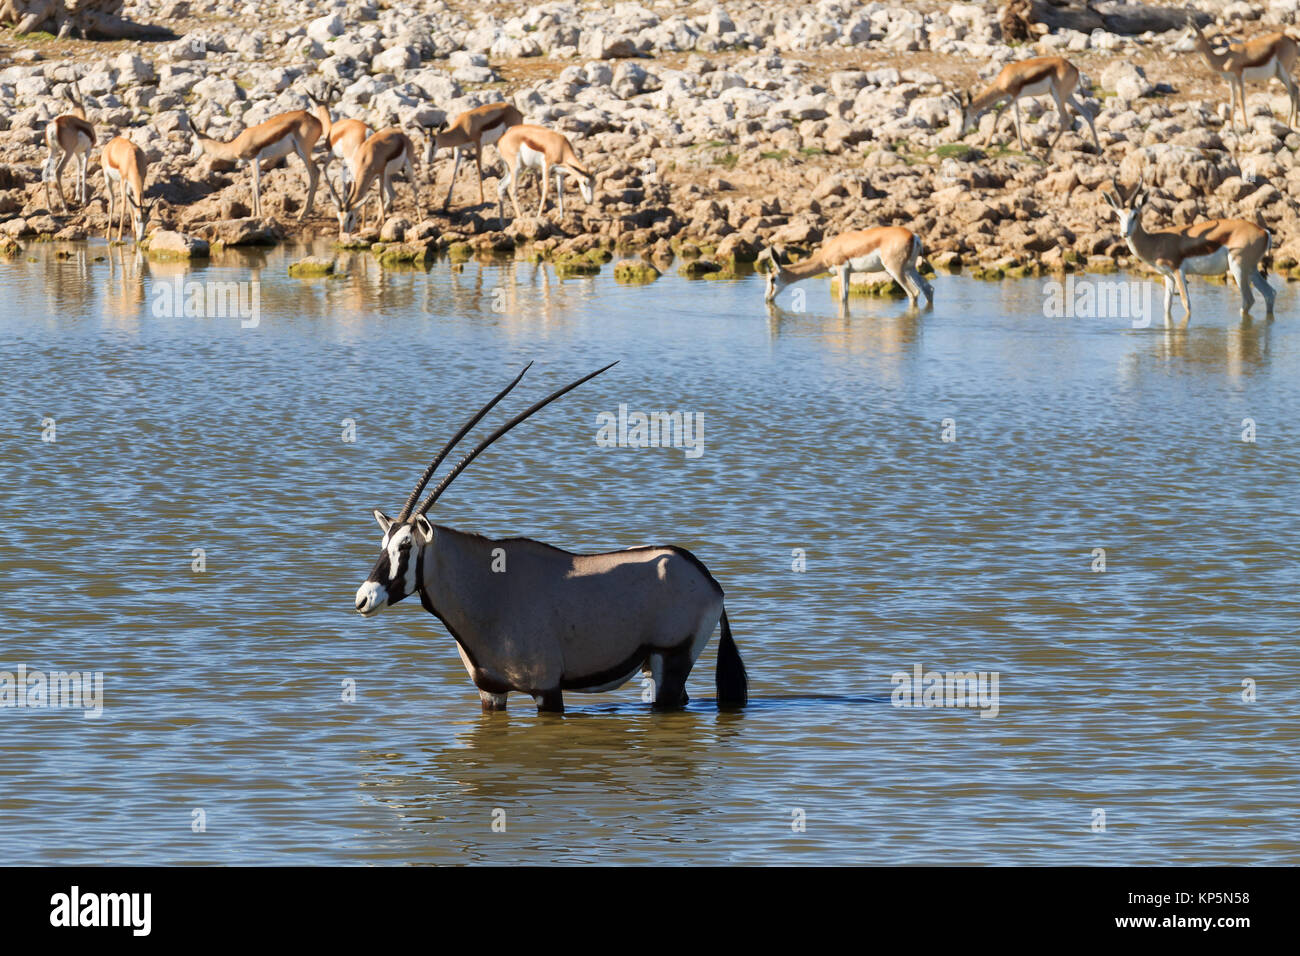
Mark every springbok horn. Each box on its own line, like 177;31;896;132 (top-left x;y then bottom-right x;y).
394;362;534;521
415;362;618;516
320;164;347;210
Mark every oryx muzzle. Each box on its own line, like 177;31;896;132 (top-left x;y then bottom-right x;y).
354;363;749;714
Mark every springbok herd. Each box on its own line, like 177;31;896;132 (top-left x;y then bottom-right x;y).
36;16;1296;326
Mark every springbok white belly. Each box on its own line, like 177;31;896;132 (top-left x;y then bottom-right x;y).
74;131;93;153
517;142;546;171
847;252;886;273
1242;59;1282;83
1019;77;1054;98
257;137;295;163
481;120;509;147
1182;247;1231;276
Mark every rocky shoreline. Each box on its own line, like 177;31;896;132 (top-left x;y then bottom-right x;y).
3;0;1300;289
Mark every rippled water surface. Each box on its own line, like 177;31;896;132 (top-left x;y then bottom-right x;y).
1;242;1297;864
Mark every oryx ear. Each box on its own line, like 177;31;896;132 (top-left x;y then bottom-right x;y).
412;514;434;541
373;509;394;533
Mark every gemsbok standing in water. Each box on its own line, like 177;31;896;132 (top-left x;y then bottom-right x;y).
353;363;748;714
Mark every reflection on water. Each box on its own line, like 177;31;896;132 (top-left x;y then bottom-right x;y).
1;241;1297;864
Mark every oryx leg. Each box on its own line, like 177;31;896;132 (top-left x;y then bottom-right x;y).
652;643;694;710
534;690;564;714
479;690;508;712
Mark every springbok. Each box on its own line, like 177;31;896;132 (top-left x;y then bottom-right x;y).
306;82;370;195
43;79;94;213
353;363;749;714
1189;20;1300;130
1104;177;1275;324
426;102;523;210
322;127;422;234
495;124;595;222
188;110;323;221
101;136;156;243
759;227;934;309
959;56;1100;154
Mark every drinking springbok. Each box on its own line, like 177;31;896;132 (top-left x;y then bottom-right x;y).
495;124;595;223
1104;177;1275;324
101;136;156;243
426;102;523;210
1189;20;1300;130
188;109;323;221
43;79;94;213
353;363;749;714
959;55;1100;155
760;227;934;309
321;127;422;234
306;82;370;195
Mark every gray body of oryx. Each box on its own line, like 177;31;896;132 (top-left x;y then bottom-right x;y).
353;363;748;714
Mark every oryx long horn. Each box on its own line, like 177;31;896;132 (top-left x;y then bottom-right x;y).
415;361;618;516
394;362;533;521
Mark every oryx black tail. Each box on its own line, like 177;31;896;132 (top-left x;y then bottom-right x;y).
715;609;748;708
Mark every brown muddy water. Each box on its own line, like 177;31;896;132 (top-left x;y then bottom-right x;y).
1;241;1297;864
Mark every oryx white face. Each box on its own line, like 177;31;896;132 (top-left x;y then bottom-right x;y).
355;510;432;617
